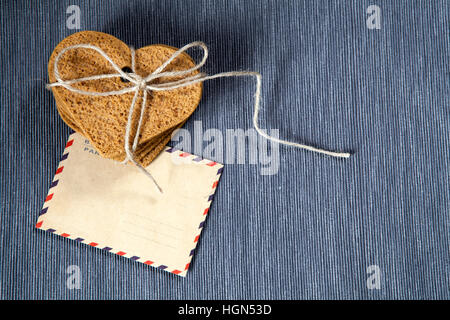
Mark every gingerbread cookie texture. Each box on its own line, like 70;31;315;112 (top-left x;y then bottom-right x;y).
48;31;202;164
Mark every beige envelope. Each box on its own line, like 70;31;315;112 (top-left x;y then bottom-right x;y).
35;133;223;277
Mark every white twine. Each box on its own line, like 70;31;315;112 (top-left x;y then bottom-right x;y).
47;41;350;193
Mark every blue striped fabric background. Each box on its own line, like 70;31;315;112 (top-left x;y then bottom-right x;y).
1;0;449;299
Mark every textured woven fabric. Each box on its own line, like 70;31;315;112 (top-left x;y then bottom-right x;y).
1;0;448;299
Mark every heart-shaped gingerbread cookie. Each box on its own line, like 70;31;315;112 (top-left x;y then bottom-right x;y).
48;31;202;165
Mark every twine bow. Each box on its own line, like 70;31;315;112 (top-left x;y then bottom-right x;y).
47;41;350;193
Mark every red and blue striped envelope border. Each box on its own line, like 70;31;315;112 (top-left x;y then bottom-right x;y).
35;134;224;277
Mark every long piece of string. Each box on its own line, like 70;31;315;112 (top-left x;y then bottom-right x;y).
47;41;350;193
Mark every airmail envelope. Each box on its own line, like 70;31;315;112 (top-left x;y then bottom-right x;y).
35;133;223;276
